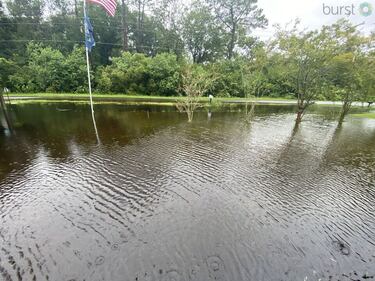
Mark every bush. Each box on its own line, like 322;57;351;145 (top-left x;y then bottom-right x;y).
96;52;181;95
0;57;16;90
208;60;246;98
10;43;87;93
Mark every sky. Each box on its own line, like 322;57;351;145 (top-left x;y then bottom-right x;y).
253;0;375;40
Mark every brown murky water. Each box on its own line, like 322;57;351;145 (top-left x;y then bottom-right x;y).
1;103;375;281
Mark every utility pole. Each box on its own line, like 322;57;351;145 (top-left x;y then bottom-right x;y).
121;0;128;51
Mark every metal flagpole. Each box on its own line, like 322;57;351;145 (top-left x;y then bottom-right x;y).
83;0;100;144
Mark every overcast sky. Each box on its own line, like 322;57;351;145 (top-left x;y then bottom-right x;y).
253;0;375;40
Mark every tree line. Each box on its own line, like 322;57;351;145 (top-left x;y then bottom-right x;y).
0;0;374;120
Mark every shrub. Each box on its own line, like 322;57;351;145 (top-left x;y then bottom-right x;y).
96;52;181;95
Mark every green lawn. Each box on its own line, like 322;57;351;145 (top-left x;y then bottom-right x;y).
351;112;375;119
8;93;296;102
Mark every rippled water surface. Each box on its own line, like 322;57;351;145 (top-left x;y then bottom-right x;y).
1;103;375;281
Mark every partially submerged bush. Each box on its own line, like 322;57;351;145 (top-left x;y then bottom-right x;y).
176;65;217;122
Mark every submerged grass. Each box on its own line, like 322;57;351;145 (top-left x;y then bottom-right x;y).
351;112;375;119
8;93;296;103
10;99;177;107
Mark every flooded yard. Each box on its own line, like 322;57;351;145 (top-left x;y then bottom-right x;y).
1;103;375;280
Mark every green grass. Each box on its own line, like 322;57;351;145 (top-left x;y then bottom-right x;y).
8;93;296;102
351;112;375;119
9;93;182;99
10;99;177;107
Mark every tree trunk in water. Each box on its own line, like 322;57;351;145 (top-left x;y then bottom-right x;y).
296;100;306;124
248;102;255;120
187;110;193;122
338;101;351;125
295;95;310;123
296;107;304;124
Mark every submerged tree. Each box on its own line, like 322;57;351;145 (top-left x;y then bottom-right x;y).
176;65;216;122
274;22;336;123
360;53;375;107
324;20;374;123
328;53;361;124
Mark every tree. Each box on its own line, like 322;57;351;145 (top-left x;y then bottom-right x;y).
47;14;82;54
9;43;87;92
274;22;336;123
328;53;361;123
121;0;129;51
208;0;267;59
6;0;44;19
209;59;246;97
177;65;216;122
0;57;16;89
182;4;225;63
88;6;122;65
130;0;153;53
152;0;185;56
63;46;88;92
46;0;74;16
243;45;270;97
359;51;375;107
324;20;374;122
0;1;16;58
146;53;181;95
96;52;181;95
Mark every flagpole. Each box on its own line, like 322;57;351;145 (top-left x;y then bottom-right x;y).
83;0;100;144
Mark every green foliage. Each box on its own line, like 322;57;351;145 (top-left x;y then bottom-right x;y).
207;0;267;59
177;64;217;122
0;1;15;58
96;52;181;95
265;19;372;122
6;0;44;19
208;59;246;97
0;57;16;88
0;0;374;104
274;24;335;104
244;48;294;98
359;54;375;103
64;46;89;92
182;4;225;63
10;43;87;92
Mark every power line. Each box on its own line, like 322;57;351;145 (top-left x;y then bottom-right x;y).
0;16;169;25
0;21;177;34
0;39;186;52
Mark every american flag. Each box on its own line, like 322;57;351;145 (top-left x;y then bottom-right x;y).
87;0;117;17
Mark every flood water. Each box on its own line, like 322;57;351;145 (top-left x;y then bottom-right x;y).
1;103;375;281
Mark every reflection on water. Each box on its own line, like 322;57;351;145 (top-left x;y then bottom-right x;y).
1;103;375;281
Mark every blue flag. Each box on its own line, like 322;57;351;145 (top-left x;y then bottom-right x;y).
84;16;95;51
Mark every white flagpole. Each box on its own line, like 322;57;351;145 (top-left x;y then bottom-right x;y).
83;0;100;144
